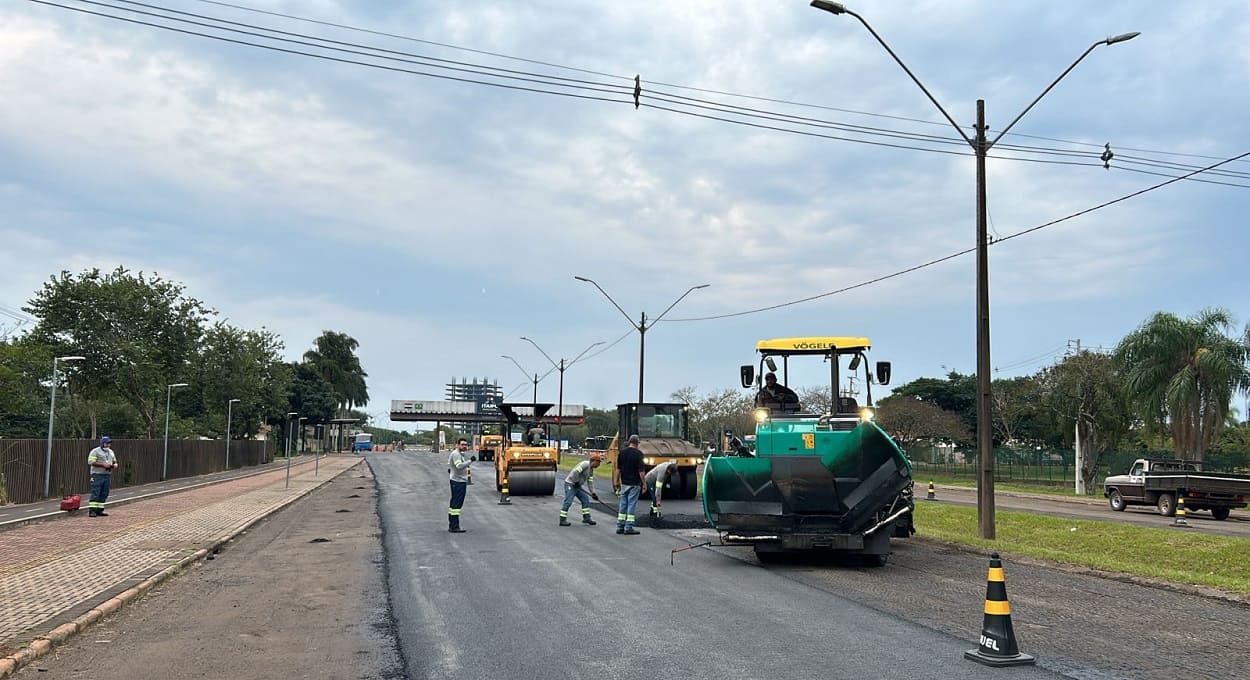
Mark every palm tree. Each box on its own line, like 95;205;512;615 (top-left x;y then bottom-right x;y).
1115;308;1250;462
303;331;369;416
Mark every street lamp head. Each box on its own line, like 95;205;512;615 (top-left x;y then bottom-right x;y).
58;355;86;362
1104;31;1141;45
501;354;513;360
169;382;189;388
573;275;591;283
228;398;241;404
810;0;848;15
694;284;711;290
287;411;298;417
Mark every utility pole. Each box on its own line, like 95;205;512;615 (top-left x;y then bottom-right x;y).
810;0;1139;540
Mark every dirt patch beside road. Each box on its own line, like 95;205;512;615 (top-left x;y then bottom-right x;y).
15;466;402;680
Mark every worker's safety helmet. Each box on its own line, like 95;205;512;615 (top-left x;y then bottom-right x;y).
588;452;603;463
100;436;111;445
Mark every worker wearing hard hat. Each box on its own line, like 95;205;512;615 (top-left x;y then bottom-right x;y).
560;452;603;526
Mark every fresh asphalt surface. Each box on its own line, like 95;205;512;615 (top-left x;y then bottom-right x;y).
370;452;1063;680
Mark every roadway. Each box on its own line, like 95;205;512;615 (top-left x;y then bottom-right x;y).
368;452;1250;680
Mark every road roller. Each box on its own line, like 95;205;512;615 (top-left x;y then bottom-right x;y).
492;403;559;496
702;336;914;565
605;403;705;500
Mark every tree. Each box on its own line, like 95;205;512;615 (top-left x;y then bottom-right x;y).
190;323;289;440
991;376;1047;448
890;372;978;437
1115;308;1250;462
672;386;760;448
796;385;834;416
0;337;52;437
24;268;211;437
303;331;369;415
876;395;971;447
1038;351;1130;493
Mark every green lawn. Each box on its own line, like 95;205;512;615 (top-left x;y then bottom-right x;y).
915;502;1250;595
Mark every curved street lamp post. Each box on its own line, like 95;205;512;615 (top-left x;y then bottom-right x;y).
162;382;190;481
810;0;1138;539
225;398;240;471
501;355;540;406
574;277;708;403
44;355;85;497
519;337;605;448
285;412;298;488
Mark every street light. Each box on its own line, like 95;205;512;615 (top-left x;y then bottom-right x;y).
285;412;298;488
573;276;709;403
44;355;85;497
520;337;605;449
225;398;240;470
811;1;1138;539
162;382;190;481
501;354;540;406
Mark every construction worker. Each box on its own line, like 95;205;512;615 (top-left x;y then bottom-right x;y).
86;436;117;517
644;460;678;519
447;438;474;533
560;452;603;526
613;434;645;535
527;423;546;446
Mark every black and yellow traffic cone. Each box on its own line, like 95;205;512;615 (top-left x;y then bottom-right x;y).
1172;495;1189;527
964;552;1035;667
498;479;512;505
926;481;936;501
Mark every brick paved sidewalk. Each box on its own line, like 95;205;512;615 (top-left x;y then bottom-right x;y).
0;455;363;656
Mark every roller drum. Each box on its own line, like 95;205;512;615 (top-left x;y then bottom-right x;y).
508;469;556;496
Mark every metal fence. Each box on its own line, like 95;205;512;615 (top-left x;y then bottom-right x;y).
906;445;1250;489
0;438;273;505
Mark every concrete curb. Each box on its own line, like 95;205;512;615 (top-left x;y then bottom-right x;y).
0;457;326;532
0;459;363;679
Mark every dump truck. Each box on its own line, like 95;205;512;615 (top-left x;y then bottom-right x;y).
702;336;914;565
605;403;705;500
491;403;560;496
1104;458;1250;520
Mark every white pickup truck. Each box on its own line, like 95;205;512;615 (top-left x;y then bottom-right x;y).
1103;458;1250;520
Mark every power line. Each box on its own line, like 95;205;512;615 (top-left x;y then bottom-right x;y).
993;345;1067;373
668;149;1250;322
30;0;635;104
183;0;1250;169
67;1;981;155
40;0;1250;184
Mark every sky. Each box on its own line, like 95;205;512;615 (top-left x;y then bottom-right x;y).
2;0;1249;430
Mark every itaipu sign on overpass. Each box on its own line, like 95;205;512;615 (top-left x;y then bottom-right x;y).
390;400;585;424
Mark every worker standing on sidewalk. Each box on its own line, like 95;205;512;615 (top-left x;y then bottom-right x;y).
644;460;677;519
447;438;474;533
86;436;117;517
560;452;603;526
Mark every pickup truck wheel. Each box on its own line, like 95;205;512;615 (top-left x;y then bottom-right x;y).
1211;507;1231;521
1157;493;1176;517
1108;490;1127;512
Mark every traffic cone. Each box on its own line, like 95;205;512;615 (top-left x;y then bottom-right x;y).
926;481;936;501
1172;495;1189;527
964;552;1035;667
498;480;512;505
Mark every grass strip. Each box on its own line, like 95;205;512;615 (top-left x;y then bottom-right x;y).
915;502;1250;595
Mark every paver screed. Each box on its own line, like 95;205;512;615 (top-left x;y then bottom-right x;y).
0;456;361;649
